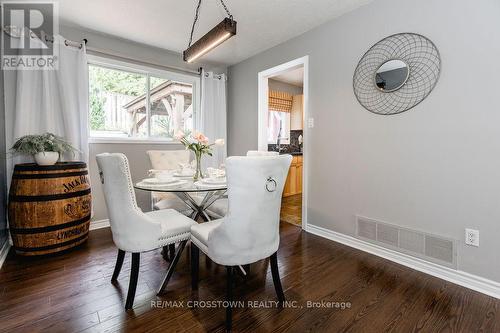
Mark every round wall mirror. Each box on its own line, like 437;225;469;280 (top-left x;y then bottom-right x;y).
374;59;409;92
353;33;441;115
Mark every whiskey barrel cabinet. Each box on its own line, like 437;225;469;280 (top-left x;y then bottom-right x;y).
8;162;91;256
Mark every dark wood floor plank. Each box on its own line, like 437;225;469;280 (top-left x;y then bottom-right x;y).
281;194;302;226
0;223;499;333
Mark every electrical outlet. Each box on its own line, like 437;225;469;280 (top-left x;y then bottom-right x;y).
465;229;479;247
308;117;314;128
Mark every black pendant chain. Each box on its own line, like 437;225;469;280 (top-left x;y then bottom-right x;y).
188;0;234;48
219;0;233;21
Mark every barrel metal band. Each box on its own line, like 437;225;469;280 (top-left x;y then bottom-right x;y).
10;214;91;234
13;233;89;252
9;188;91;202
14;162;87;171
12;170;88;179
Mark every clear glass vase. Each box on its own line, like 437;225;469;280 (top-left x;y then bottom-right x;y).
193;151;204;181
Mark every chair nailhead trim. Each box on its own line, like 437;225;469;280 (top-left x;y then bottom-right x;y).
120;155;142;212
158;233;191;246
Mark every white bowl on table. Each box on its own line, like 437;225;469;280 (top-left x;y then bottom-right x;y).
201;177;227;185
142;177;177;185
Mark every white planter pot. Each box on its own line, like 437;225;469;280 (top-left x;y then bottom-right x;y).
34;152;59;166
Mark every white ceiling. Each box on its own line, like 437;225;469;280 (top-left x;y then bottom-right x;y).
271;67;304;87
58;0;372;65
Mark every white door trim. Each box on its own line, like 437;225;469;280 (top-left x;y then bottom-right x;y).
258;56;309;230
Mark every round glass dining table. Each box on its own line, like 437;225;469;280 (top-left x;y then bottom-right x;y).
136;179;250;275
134;179;227;222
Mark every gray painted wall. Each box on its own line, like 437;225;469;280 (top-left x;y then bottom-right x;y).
268;79;303;95
227;0;500;282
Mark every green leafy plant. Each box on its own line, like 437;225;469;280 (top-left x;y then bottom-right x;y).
10;133;78;156
89;89;106;131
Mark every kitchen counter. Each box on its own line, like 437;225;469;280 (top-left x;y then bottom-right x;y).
266;149;302;156
268;143;302;156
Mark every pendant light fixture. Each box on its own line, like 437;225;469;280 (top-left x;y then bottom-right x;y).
183;0;237;63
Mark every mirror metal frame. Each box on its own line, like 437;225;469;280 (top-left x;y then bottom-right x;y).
353;33;441;115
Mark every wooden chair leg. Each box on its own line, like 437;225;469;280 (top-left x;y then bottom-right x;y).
226;266;233;332
161;246;169;260
191;243;199;290
125;253;140;310
157;240;187;295
169;244;176;260
111;249;125;282
270;252;285;307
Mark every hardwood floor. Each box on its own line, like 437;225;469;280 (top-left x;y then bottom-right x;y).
0;223;498;332
281;194;302;227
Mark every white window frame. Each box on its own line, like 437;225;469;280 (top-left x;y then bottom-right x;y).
87;54;201;144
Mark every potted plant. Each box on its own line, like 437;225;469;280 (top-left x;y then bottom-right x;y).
10;133;78;166
175;130;224;181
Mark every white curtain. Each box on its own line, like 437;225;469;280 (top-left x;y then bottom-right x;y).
200;70;227;168
4;35;89;176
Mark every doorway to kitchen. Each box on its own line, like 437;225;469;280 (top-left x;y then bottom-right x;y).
258;56;309;230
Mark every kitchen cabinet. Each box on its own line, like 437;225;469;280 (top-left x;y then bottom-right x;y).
283;155;303;197
290;95;303;130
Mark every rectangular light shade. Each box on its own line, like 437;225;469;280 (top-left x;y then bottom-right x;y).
183;18;237;63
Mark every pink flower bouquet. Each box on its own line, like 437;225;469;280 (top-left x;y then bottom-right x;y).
175;130;224;180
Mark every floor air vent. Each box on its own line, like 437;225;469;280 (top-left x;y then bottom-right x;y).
356;216;456;268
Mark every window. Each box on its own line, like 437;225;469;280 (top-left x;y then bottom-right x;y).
88;57;199;141
267;90;292;144
267;111;290;144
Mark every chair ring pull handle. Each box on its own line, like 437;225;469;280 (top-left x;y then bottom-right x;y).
266;177;277;192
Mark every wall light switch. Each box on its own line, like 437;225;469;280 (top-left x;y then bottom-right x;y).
308;117;314;128
465;228;479;247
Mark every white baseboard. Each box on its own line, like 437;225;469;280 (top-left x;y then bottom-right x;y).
90;219;110;230
306;224;500;299
0;240;11;270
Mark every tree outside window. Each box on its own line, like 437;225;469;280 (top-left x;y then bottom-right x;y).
89;64;194;139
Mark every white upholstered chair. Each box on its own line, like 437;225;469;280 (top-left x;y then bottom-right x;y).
147;150;191;171
96;153;196;310
197;196;228;219
190;154;292;330
194;151;279;219
246;150;279;156
147;150;191;212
